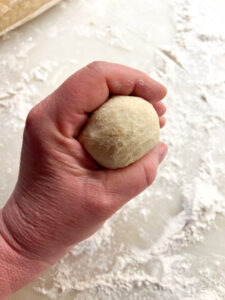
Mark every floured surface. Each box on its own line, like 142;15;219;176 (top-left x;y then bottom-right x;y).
0;0;225;299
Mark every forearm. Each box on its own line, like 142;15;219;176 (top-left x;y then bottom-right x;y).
0;210;49;299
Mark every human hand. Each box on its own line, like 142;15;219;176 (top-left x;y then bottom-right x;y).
0;62;167;267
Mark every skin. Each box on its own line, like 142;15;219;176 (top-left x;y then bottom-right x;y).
0;61;167;298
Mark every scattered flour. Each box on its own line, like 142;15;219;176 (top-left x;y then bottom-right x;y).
1;0;225;299
34;1;225;299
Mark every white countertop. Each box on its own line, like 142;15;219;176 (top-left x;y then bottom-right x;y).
1;0;225;299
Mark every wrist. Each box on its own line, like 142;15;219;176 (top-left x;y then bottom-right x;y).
0;209;49;298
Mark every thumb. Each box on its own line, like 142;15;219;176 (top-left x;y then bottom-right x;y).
104;142;168;207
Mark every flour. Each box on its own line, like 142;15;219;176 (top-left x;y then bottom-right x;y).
32;1;225;299
1;0;225;299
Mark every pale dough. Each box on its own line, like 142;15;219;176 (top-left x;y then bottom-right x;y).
79;96;160;169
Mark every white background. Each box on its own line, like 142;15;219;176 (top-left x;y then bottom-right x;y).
0;0;225;299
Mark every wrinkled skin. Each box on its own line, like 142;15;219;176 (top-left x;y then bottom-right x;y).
0;62;167;269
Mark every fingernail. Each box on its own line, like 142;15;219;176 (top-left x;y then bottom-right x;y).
159;143;168;163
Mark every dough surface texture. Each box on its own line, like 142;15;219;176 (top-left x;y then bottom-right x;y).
79;96;160;169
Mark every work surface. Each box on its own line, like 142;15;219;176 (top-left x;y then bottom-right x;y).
1;0;225;299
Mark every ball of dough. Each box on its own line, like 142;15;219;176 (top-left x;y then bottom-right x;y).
78;96;160;169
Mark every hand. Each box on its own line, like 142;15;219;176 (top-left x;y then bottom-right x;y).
0;62;167;267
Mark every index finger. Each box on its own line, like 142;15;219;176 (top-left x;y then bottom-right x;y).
52;61;167;137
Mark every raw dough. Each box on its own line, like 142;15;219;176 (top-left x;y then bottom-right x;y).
0;0;61;36
79;96;160;169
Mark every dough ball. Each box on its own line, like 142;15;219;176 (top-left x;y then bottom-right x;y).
78;96;160;169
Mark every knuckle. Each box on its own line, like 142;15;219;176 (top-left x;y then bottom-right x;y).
24;105;45;144
25;106;40;133
87;61;104;71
